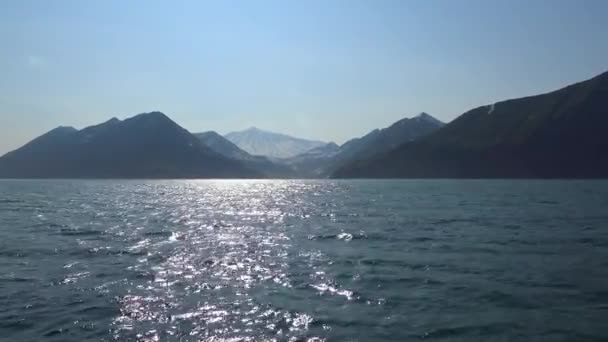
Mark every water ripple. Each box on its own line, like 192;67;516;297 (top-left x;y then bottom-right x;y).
1;179;608;341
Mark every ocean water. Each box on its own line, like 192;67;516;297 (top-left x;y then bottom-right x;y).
1;179;608;342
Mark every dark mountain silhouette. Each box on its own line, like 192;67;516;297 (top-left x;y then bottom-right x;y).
333;71;608;178
337;112;444;162
194;131;252;160
194;131;295;177
0;112;261;178
286;113;444;177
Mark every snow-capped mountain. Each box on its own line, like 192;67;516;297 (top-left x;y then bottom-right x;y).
224;127;326;159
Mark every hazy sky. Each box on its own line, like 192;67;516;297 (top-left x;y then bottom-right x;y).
1;0;607;154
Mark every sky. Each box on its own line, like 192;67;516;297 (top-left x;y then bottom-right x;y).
1;0;607;154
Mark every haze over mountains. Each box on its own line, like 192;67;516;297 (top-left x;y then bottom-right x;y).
0;71;607;179
194;131;295;178
224;127;326;159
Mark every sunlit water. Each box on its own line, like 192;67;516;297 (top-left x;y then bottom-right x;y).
1;180;608;341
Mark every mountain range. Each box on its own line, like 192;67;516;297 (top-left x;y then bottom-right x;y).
284;112;445;177
194;131;295;177
0;112;260;178
334;71;608;178
224;127;326;159
1;71;607;179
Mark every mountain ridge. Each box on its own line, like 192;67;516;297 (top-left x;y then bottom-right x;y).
333;71;608;178
194;131;296;178
225;127;326;159
2;71;607;179
283;113;444;177
0;112;261;179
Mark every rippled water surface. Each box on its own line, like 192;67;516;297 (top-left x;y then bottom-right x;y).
1;180;608;341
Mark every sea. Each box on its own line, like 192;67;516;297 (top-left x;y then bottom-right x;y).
1;179;607;341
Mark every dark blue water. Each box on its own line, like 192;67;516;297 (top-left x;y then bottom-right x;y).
1;180;608;341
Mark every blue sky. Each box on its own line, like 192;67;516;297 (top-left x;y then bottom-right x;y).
1;0;607;154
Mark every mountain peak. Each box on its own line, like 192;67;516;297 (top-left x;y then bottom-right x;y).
0;112;260;178
124;112;180;129
413;112;444;125
49;126;77;134
225;127;326;158
197;130;222;138
244;126;265;133
195;131;253;160
133;111;169;120
333;70;608;178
